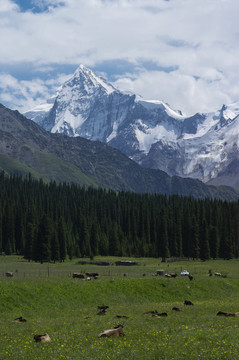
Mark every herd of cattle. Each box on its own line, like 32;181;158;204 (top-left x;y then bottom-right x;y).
8;267;228;343
13;296;237;343
5;270;222;279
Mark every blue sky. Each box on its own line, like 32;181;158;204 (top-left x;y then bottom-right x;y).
1;0;239;115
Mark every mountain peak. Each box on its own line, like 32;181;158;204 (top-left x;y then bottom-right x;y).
23;64;239;189
72;64;116;95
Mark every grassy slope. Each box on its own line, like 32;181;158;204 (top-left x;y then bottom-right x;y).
0;151;98;187
1;256;239;359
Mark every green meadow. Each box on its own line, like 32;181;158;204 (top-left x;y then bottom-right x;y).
1;256;239;359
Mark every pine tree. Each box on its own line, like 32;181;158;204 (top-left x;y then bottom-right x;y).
36;214;52;263
3;204;15;254
192;215;200;259
15;213;25;255
90;222;100;256
200;219;210;261
79;217;92;258
108;221;120;256
160;209;170;262
58;216;67;262
209;225;220;259
51;232;60;263
24;222;35;261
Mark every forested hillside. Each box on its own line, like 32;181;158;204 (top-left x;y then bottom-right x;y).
0;172;238;262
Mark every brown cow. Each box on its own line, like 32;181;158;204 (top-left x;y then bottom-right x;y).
188;275;194;281
98;324;125;338
172;307;183;312
34;334;51;343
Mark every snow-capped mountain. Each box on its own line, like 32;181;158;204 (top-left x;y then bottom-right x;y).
24;65;239;189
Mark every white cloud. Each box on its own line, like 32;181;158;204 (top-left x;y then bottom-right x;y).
0;0;19;12
0;73;67;111
113;70;234;115
0;0;239;114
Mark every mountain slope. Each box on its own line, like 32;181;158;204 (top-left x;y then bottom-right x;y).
1;103;238;200
24;65;239;190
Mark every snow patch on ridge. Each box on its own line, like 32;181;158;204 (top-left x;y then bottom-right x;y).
138;99;185;119
134;119;179;153
107;122;119;142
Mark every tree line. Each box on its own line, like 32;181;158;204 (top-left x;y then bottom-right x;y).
0;172;238;262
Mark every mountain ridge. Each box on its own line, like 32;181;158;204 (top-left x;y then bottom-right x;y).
0;103;238;200
24;65;239;190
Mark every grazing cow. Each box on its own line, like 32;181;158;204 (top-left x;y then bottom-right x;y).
97;309;106;315
98;324;125;338
165;273;177;278
116;315;129;319
143;310;158;315
158;312;168;316
34;334;51;343
165;274;172;278
98;305;109;311
217;311;239;317
72;273;84;279
86;272;99;277
184;300;194;306
152;312;168;317
188;275;194;281
14;316;27;322
214;272;222;277
5;272;13;277
172;307;183;312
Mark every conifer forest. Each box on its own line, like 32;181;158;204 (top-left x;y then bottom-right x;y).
0;172;238;262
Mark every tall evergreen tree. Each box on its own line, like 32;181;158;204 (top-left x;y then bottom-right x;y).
200;219;210;260
36;214;52;262
58;216;67;262
24;222;35;261
79;216;92;258
51;232;60;263
160;209;170;262
90;221;100;256
209;225;220;259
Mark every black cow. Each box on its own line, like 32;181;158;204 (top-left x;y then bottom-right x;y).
184;300;194;306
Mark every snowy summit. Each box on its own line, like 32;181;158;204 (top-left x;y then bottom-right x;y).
24;65;239;189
